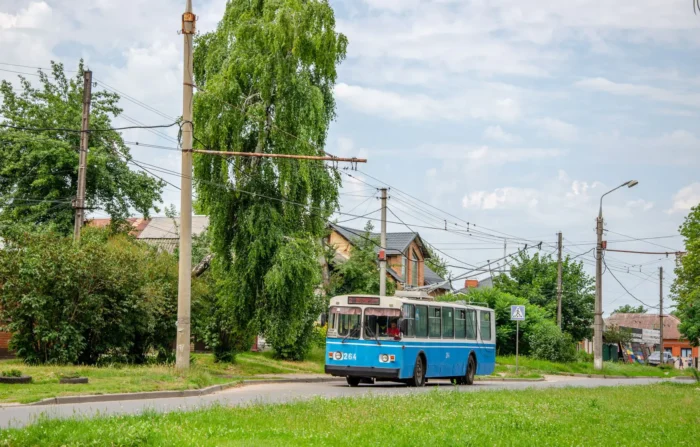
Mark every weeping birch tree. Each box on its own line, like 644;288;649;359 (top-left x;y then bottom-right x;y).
192;0;347;360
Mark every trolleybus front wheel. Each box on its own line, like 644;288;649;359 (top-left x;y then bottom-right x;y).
346;376;361;387
408;356;426;387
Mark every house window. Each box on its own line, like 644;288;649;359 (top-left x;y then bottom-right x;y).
401;255;407;281
681;348;692;358
411;249;419;286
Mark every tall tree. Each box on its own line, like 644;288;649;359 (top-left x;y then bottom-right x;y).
192;0;347;360
612;304;647;314
672;204;700;346
425;245;449;279
0;62;164;233
494;251;594;342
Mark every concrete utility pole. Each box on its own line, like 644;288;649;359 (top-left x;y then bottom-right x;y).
594;214;604;370
659;266;664;359
379;188;387;296
594;180;638;370
73;70;92;241
557;232;563;328
176;0;195;372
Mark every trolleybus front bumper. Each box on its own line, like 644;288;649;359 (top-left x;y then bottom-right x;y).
325;365;400;379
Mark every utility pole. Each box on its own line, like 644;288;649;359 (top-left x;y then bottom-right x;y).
176;0;195;372
379;188;387;296
556;232;563;328
659;266;664;359
594;214;604;370
73;70;92;241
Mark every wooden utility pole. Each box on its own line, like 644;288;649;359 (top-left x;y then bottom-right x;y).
176;0;195;372
557;232;563;328
659;266;664;359
379;188;387;296
73;70;92;241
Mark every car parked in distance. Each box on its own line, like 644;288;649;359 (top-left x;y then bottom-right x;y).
648;351;674;366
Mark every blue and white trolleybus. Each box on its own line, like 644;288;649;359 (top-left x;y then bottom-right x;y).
325;291;496;387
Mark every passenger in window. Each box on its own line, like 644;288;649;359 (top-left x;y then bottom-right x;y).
387;321;400;337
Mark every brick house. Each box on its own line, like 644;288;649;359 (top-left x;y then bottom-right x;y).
327;223;450;296
605;312;698;366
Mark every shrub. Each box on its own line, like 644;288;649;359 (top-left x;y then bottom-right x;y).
0;227;178;365
312;324;327;348
527;322;576;363
58;371;81;379
576;350;594;363
1;369;22;378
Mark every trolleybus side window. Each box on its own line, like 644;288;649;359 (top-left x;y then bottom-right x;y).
442;307;454;338
480;311;492;342
415;305;428;337
465;309;477;340
329;306;361;338
455;309;467;339
429;306;441;338
402;304;415;337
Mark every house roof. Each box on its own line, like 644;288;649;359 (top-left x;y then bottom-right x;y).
138;216;209;239
455;276;494;294
605;313;682;340
86;218;150;237
424;265;450;290
329;223;430;257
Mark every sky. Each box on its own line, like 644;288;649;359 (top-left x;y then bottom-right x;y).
1;0;698;316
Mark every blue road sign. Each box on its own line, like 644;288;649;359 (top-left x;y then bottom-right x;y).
511;305;525;321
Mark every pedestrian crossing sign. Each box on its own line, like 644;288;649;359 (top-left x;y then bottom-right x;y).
511;305;525;321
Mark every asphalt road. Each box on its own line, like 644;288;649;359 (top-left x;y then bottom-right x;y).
0;376;664;429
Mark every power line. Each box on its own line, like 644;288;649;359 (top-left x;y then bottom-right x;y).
604;229;681;251
0;122;179;134
603;256;659;310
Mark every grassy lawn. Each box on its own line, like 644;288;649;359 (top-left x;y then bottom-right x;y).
0;348;326;404
0;383;697;446
496;355;693;378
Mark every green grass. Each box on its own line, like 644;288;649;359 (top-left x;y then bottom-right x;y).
0;348;326;404
496;355;692;378
1;383;697;446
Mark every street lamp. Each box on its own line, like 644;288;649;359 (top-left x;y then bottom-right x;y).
594;180;638;370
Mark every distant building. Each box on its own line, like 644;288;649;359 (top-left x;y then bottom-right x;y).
605;312;698;366
455;277;494;294
327;223;450;296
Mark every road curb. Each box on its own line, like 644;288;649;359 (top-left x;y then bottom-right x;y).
476;377;545;382
552;373;666;379
26;377;344;407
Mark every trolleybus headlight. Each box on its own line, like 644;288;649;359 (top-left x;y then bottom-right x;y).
333;352;342;360
379;354;389;363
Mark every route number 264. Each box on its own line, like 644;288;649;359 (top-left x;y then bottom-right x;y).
342;353;356;360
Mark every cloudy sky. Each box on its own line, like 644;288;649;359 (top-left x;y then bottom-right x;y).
1;0;698;315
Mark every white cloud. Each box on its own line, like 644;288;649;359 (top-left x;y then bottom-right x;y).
576;77;700;108
627;199;654;211
483;125;520;144
335;83;521;122
462;187;539;210
533;117;578;141
667;183;700;214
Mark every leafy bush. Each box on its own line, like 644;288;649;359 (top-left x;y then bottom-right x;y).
1;369;22;378
576;350;593;363
527;322;576;363
0;227;178;365
312;324;327;348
